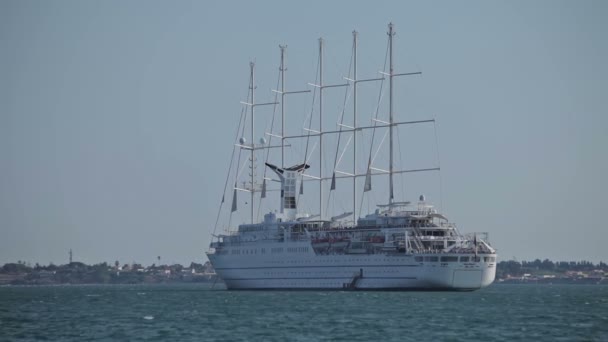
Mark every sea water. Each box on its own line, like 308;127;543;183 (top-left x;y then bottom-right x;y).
1;284;606;341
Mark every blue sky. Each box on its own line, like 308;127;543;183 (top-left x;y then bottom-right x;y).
1;0;607;265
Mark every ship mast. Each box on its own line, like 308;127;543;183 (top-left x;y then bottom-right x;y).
273;45;311;213
278;24;431;220
352;30;358;221
318;38;324;220
280;45;286;169
249;62;255;223
374;23;425;205
388;23;395;204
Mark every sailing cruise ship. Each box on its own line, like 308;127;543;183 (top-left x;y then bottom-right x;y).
207;24;496;290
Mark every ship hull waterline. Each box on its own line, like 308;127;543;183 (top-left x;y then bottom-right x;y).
208;252;496;291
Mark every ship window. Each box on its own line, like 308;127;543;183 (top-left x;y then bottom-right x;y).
484;257;496;262
414;256;423;262
440;256;458;262
285;197;296;209
460;256;469;262
424;256;439;262
473;256;481;262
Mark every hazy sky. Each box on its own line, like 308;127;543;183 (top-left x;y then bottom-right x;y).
1;0;607;266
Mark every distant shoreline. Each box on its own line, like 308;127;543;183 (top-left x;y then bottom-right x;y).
1;282;606;288
0;261;218;286
496;279;606;285
2;258;606;286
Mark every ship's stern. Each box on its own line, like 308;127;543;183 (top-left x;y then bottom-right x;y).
451;255;497;290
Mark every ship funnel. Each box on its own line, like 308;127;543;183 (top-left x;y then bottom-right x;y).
265;163;309;219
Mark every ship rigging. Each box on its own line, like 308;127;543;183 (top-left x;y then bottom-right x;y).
207;23;496;291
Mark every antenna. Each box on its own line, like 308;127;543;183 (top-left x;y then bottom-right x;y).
69;248;72;264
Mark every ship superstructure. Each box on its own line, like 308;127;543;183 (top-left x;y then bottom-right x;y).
207;24;496;290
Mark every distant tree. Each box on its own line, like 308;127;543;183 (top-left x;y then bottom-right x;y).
3;263;30;273
495;259;608;280
496;260;523;278
556;261;570;271
541;259;555;271
69;262;86;269
91;263;110;283
203;261;215;273
190;262;204;272
579;260;594;271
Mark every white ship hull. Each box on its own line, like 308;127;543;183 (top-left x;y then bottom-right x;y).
208;242;496;291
